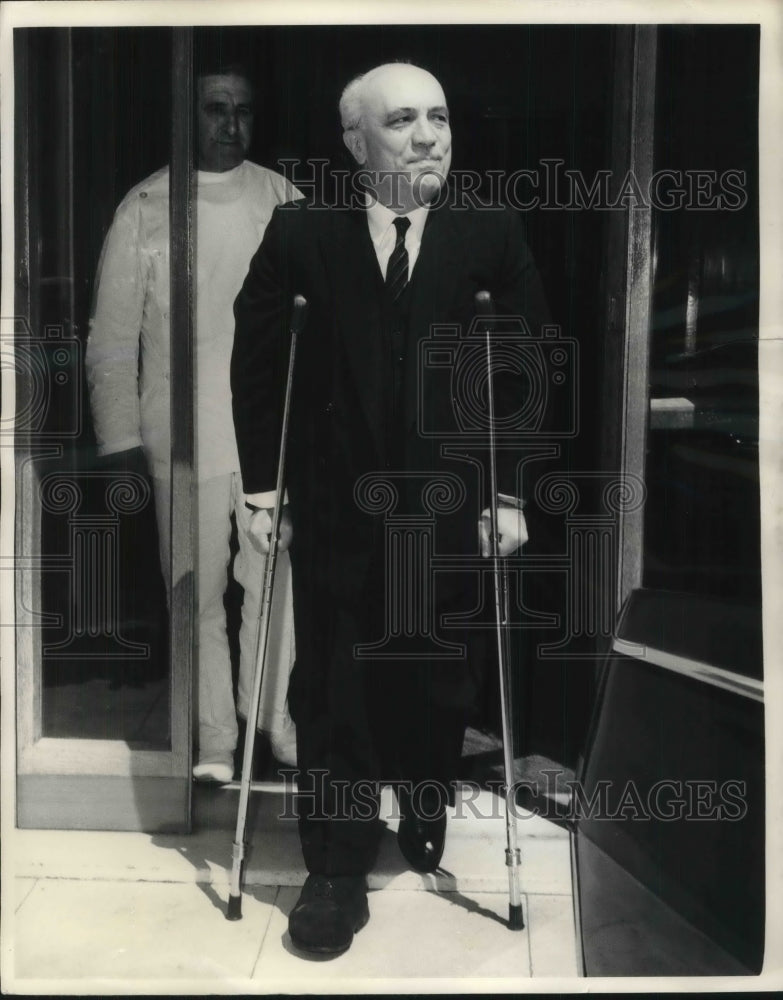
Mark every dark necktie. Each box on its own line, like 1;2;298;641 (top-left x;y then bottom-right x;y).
385;216;411;302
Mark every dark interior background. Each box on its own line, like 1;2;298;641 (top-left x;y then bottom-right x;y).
646;25;760;609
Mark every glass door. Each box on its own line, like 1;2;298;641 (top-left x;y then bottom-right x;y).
572;24;764;975
13;27;193;831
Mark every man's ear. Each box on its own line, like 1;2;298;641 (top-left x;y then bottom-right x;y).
343;129;366;165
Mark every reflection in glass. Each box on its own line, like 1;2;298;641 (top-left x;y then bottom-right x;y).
644;26;760;609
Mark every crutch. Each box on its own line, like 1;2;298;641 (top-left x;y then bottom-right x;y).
227;293;308;921
475;290;524;931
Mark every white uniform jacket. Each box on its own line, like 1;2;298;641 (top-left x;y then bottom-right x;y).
87;159;300;481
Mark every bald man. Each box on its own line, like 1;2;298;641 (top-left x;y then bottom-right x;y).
232;62;549;955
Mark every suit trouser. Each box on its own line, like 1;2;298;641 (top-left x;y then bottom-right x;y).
153;471;295;762
289;584;478;877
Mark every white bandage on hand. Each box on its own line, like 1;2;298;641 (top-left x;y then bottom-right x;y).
247;504;293;555
479;505;529;557
247;507;274;554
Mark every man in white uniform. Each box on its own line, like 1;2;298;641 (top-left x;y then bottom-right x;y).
86;63;301;782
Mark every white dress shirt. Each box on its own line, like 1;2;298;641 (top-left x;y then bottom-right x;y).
365;200;430;281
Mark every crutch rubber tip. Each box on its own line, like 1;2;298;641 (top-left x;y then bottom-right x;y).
508;903;525;931
226;894;243;921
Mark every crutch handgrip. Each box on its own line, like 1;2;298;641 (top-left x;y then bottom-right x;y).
290;293;308;333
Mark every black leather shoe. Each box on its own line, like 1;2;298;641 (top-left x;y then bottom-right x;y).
288;874;369;956
397;786;447;873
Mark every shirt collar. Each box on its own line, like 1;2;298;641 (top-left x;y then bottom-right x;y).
196;160;246;184
365;196;429;246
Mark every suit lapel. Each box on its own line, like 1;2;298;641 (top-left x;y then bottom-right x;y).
319;207;387;460
403;204;462;433
318;202;463;457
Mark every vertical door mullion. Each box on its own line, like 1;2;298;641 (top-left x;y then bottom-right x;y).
619;26;657;607
601;26;657;615
14;28;42;768
169;27;195;827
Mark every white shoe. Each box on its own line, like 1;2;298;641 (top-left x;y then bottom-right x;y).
192;758;234;784
268;727;297;767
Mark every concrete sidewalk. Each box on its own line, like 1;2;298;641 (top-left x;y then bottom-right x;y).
6;785;578;992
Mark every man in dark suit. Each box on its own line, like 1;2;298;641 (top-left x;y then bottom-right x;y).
231;62;549;956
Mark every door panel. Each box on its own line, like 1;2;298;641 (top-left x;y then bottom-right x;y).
14;27;191;832
572;24;763;975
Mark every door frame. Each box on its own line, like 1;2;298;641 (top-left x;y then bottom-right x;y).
599;24;657;614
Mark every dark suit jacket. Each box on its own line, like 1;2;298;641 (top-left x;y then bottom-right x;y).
232;197;550;619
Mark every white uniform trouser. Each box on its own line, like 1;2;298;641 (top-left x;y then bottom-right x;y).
153;471;295;762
